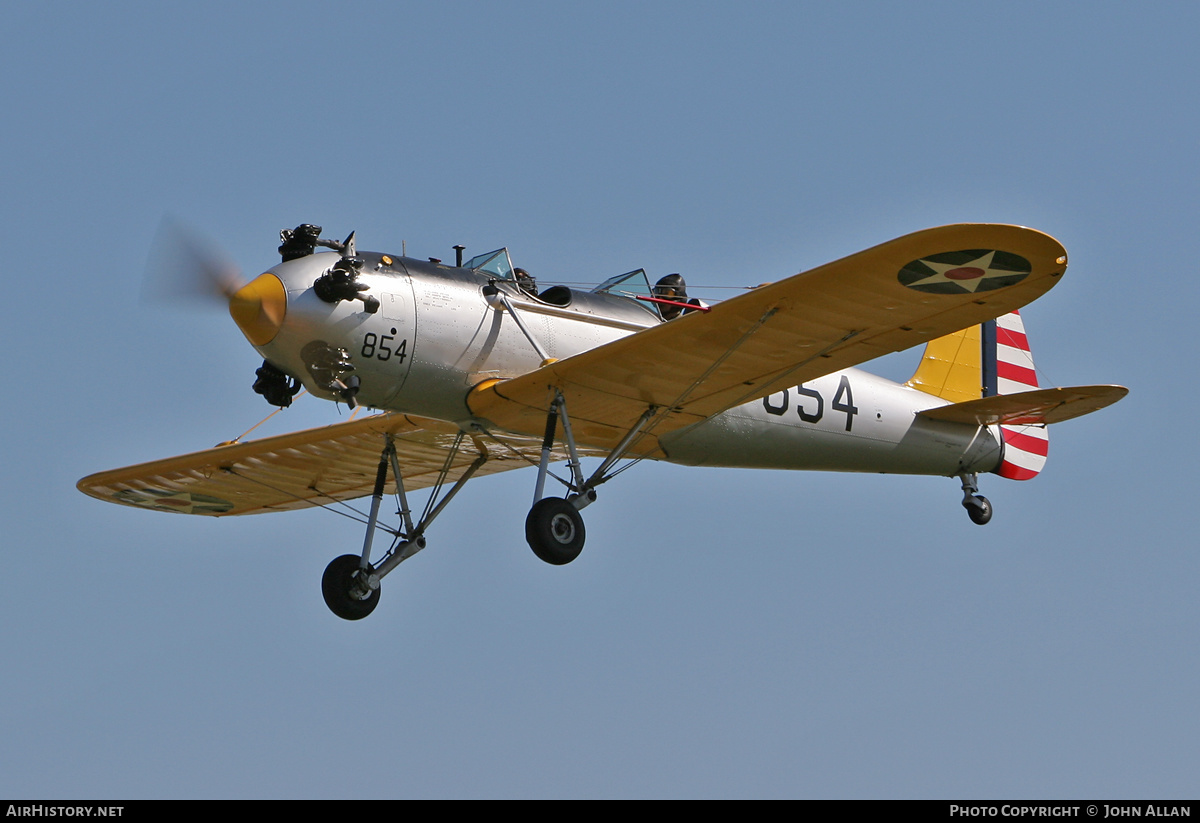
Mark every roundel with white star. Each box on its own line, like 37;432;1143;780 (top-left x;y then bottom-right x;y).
897;249;1031;295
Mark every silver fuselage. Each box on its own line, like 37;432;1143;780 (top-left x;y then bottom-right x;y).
251;251;1003;479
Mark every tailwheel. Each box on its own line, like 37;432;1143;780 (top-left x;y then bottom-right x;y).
322;554;380;620
963;495;993;526
526;497;586;565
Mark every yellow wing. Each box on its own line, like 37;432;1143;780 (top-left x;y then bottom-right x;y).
468;224;1068;452
77;413;575;517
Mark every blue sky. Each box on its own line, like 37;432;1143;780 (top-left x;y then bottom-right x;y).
2;1;1196;798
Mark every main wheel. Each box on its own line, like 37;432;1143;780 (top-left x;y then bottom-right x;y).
964;495;993;526
525;497;586;565
321;554;380;620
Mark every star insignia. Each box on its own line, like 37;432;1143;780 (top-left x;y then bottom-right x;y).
897;249;1031;295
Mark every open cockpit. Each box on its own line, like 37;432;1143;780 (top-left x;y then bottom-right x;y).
463;249;703;321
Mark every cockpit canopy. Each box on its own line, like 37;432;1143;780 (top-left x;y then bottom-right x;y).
463;248;515;280
590;269;653;300
465;250;663;321
465;250;652;300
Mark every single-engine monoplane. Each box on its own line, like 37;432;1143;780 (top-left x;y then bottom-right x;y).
78;223;1127;619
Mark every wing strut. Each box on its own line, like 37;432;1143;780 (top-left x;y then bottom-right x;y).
323;431;488;620
531;391;658;508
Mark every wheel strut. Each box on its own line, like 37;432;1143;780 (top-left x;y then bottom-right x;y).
524;392;657;564
322;433;486;620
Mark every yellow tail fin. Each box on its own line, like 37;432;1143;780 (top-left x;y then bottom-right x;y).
906;325;982;403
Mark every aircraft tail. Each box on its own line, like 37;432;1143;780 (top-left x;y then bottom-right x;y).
908;311;1049;480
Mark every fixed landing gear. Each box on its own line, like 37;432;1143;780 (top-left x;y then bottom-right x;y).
316;391;655;617
321;432;486;620
522;392;652;567
322;554;380;620
525;497;586;565
958;472;993;525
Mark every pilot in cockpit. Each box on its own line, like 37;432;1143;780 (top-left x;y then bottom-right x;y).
514;267;538;297
654;273;689;320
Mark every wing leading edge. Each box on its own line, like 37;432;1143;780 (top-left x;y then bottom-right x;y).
468;224;1069;452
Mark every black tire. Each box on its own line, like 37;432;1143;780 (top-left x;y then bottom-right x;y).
321;554;380;620
525;497;586;565
965;495;993;526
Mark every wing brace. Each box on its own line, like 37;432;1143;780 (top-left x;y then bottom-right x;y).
531;391;659;509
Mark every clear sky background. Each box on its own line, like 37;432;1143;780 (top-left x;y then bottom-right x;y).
2;1;1195;799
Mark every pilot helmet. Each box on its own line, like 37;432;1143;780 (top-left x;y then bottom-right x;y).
514;267;537;295
654;273;687;301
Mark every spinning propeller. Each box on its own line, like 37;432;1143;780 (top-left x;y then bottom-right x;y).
145;218;366;344
143;216;248;305
144;218;368;407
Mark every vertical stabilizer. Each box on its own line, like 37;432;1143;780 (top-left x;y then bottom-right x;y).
908;310;1049;480
906;324;982;404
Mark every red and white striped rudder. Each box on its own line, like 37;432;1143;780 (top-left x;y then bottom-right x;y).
987;311;1049;480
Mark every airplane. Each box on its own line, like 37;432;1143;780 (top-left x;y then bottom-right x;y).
77;222;1128;620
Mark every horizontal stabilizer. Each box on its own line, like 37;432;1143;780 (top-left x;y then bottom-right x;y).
917;385;1128;427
